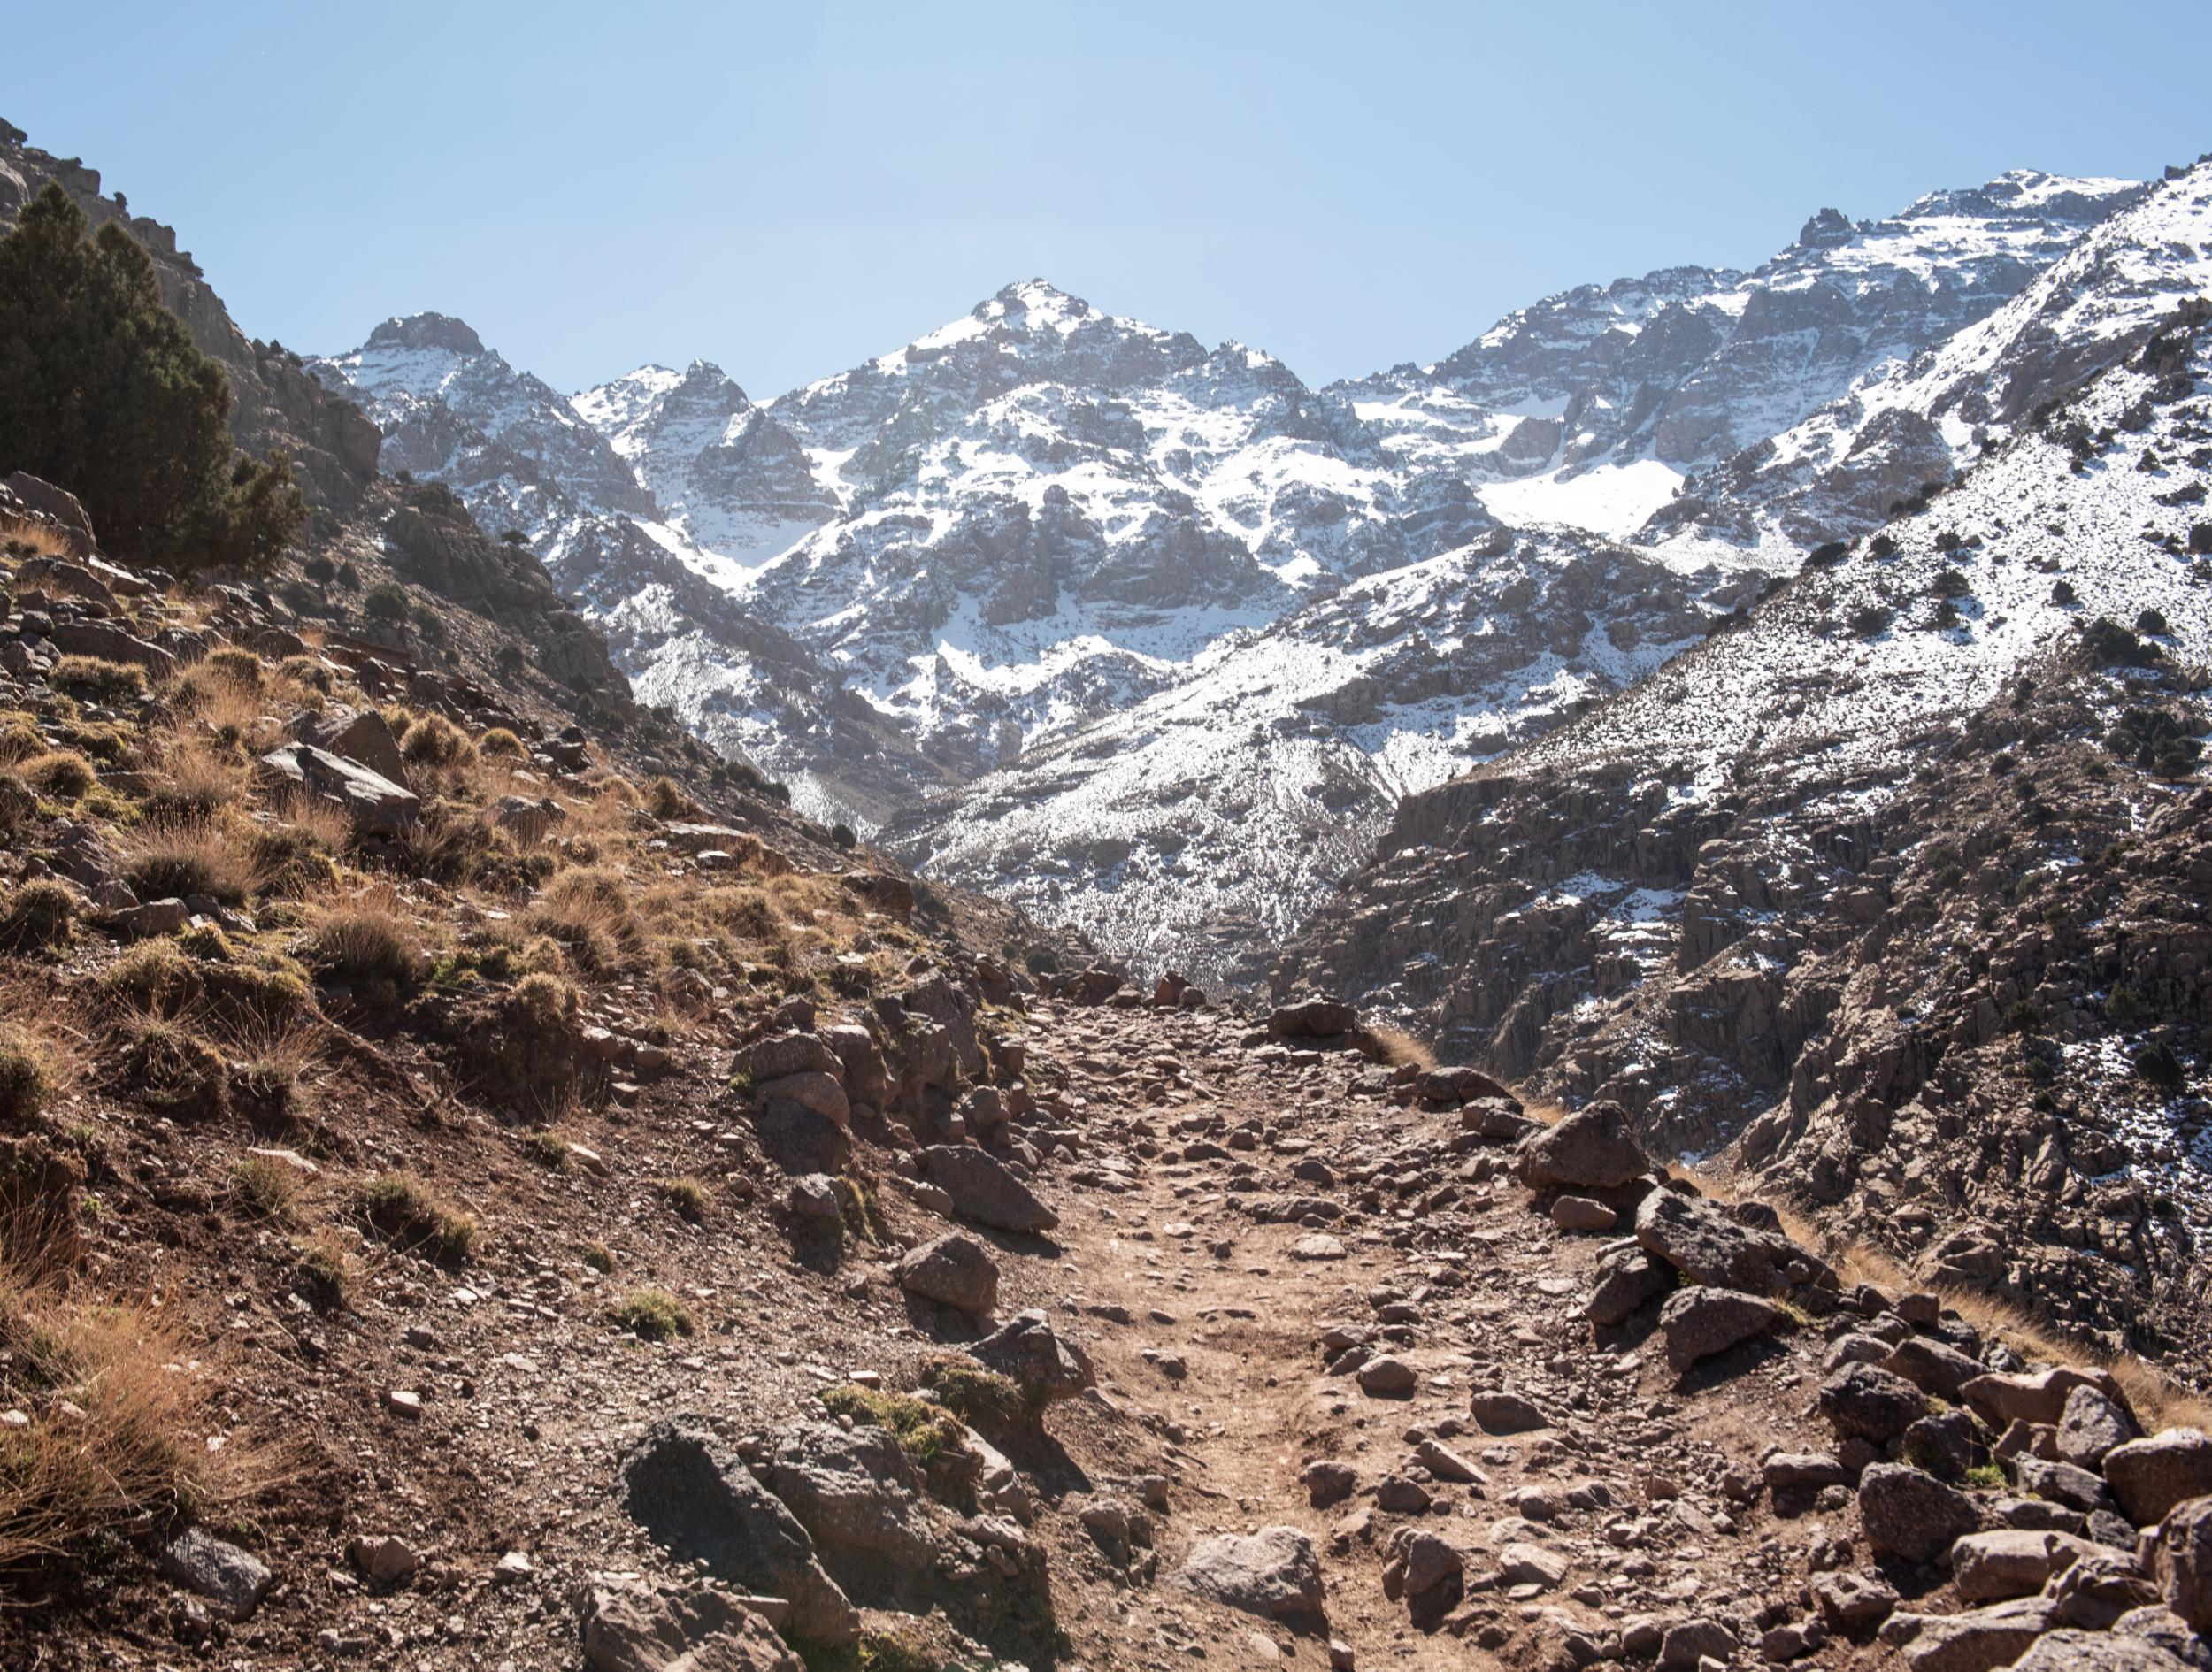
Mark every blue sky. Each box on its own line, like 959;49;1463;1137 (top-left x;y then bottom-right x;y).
8;2;2209;397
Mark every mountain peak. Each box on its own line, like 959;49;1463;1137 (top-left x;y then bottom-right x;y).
365;312;485;356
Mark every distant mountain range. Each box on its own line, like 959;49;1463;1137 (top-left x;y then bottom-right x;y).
309;165;2158;982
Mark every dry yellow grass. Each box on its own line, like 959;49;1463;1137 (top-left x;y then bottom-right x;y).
120;816;272;906
1688;1161;2212;1430
0;519;77;559
1366;1022;1436;1071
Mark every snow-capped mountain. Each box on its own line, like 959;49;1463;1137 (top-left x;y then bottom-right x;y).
311;165;2158;980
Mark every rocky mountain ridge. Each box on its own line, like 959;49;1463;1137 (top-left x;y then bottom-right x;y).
308;169;2151;978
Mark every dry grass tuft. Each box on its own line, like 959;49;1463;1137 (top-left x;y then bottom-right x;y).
1366;1023;1436;1071
524;867;644;975
303;891;421;1001
358;1172;477;1263
120;817;270;907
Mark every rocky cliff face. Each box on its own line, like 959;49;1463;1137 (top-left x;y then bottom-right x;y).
1279;166;2212;1354
0;119;381;512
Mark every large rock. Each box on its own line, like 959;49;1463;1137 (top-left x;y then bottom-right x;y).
1882;1336;1985;1401
1267;998;1356;1040
1178;1526;1324;1619
615;1416;857;1648
2106;1430;2212;1528
2152;1494;2212;1630
48;616;177;678
760;1422;936;1574
1585;1243;1671;1326
2112;1603;2212;1668
920;1146;1057;1233
735;1031;841;1084
1819;1361;1929;1443
578;1576;803;1672
1961;1366;2126;1429
2018;1454;2116;1515
1634;1187;1816;1294
4;472;96;556
1517;1101;1648;1190
895;1231;999;1315
968;1309;1094;1405
2058;1384;2141;1469
257;742;419;832
1949;1528;2094;1599
328;709;409;786
157;1528;272;1622
757;1071;850;1128
1658;1285;1778;1370
2047;1550;2162;1630
1858;1462;1979;1562
1888;1598;2055;1671
2009;1631;2195;1671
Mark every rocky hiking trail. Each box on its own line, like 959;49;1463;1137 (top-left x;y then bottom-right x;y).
56;979;2205;1672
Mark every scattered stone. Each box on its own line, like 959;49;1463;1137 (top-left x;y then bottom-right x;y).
348;1534;421;1584
1291;1233;1348;1262
1658;1618;1738;1669
1302;1460;1356;1507
1586;1244;1672;1326
157;1529;272;1622
1356;1355;1417;1399
1765;1453;1852;1492
1884;1597;2054;1671
1470;1391;1550;1434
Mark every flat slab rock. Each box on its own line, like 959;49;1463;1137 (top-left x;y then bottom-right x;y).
1178;1526;1324;1618
578;1576;801;1672
919;1145;1057;1233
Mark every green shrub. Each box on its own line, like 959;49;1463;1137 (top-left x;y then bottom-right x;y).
364;583;409;625
0;879;75;952
616;1288;692;1341
820;1384;972;1475
50;656;145;704
230;1155;297;1224
359;1172;477;1262
0;184;305;574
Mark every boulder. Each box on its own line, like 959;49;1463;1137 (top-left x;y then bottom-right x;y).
1551;1194;1619;1232
735;1031;841;1084
1886;1597;2053;1671
578;1576;802;1672
47;617;176;677
615;1416;857;1648
2017;1455;2116;1515
1635;1187;1816;1294
1267;998;1356;1040
157;1528;272;1622
760;1422;936;1574
1659;1285;1778;1370
329;709;409;786
1469;1390;1550;1434
920;1146;1057;1233
1857;1462;1979;1562
1819;1361;1928;1443
2112;1603;2212;1668
1882;1336;1985;1401
895;1232;999;1315
4;472;96;556
1585;1244;1671;1325
257;743;419;832
2151;1493;2212;1630
2058;1384;2141;1469
1961;1366;2126;1430
1949;1528;2094;1599
2009;1631;2195;1671
757;1071;850;1128
2047;1550;2162;1630
2106;1430;2212;1528
1518;1101;1648;1190
1178;1527;1324;1619
1763;1452;1851;1492
1414;1064;1516;1108
1356;1355;1417;1399
968;1309;1094;1405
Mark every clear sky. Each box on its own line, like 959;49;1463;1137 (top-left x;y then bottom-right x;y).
8;2;2209;399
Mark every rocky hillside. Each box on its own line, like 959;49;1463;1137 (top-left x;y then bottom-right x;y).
308;172;2145;979
1279;158;2212;1367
